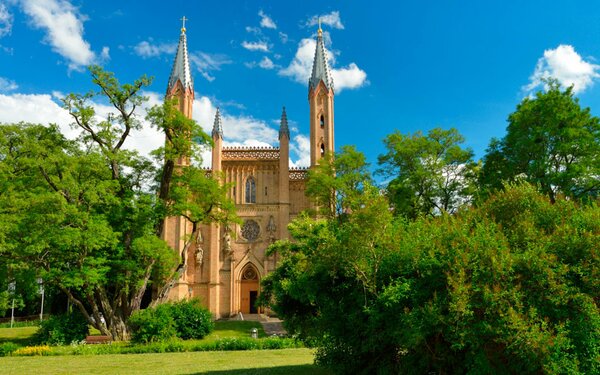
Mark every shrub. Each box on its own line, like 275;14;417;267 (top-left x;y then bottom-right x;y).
0;342;21;356
33;311;89;345
12;345;51;356
170;299;214;340
128;304;176;343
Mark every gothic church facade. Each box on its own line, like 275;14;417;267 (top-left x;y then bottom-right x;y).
162;23;335;318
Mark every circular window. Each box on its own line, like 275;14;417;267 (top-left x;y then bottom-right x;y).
241;220;260;241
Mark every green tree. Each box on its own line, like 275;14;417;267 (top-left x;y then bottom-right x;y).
480;79;600;202
263;184;599;374
305;145;372;218
378;127;478;219
0;66;234;339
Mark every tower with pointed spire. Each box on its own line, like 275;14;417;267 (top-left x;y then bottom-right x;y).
308;20;335;166
162;18;335;318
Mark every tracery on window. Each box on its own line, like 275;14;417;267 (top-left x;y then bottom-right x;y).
241;264;258;280
245;176;256;203
241;219;260;241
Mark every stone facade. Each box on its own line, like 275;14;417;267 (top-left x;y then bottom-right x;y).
162;24;334;318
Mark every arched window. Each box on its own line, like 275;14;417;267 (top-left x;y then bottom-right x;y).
320;143;325;156
245;176;256;203
320;115;325;128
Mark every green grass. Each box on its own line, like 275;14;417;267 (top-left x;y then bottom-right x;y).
0;326;37;346
0;348;330;374
208;321;266;340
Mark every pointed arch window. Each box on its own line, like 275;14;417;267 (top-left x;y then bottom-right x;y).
245;176;256;204
320;115;325;128
320;143;325;156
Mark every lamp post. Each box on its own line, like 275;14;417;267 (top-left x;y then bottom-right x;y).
37;278;44;322
8;281;15;329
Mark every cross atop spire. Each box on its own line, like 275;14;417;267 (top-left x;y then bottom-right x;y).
318;17;322;37
167;20;194;93
180;16;188;33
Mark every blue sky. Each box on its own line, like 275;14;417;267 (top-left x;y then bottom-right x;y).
2;1;600;169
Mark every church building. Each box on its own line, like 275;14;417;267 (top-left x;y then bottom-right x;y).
161;21;335;318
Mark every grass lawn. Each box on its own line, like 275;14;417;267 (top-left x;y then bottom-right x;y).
0;326;37;346
0;348;330;374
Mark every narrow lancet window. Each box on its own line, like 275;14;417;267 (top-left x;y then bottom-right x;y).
245;177;256;203
320;115;325;128
320;143;325;156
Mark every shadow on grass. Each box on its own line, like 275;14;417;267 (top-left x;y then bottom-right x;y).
193;364;331;375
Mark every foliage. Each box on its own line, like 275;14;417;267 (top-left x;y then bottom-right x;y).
128;304;176;344
32;311;89;345
0;66;235;340
263;183;599;374
480;79;600;202
169;299;214;340
306;145;372;218
129;300;213;343
0;342;20;356
378;127;478;218
12;345;51;356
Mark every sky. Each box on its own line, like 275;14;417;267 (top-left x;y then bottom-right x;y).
2;0;600;170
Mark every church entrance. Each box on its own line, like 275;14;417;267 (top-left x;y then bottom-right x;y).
240;264;259;314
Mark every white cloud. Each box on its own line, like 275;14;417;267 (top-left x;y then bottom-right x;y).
331;63;367;91
259;56;275;69
525;44;600;94
0;77;18;91
0;3;13;37
100;46;110;61
20;0;98;70
189;52;232;82
258;10;277;29
241;40;269;52
245;26;261;35
278;32;288;44
306;11;344;30
290;134;310;168
134;40;176;58
279;38;367;92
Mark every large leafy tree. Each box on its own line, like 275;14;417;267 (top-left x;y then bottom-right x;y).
378;127;478;219
480;80;600;202
0;66;235;339
263;181;599;374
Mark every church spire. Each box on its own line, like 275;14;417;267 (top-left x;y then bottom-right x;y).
279;106;290;140
212;108;223;139
167;18;193;93
309;20;333;93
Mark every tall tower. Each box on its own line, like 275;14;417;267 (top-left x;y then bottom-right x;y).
167;19;195;159
308;22;335;166
163;20;195;297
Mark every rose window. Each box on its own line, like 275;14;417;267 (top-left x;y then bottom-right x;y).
241;220;260;241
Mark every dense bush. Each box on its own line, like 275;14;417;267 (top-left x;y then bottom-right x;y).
128;300;213;343
32;311;89;345
0;342;20;356
262;184;600;374
169;299;214;340
128;304;176;344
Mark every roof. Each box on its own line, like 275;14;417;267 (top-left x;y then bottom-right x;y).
167;28;193;92
212;108;223;138
309;27;334;92
279;106;290;139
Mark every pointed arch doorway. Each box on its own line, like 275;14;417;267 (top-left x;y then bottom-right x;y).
240;264;260;314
